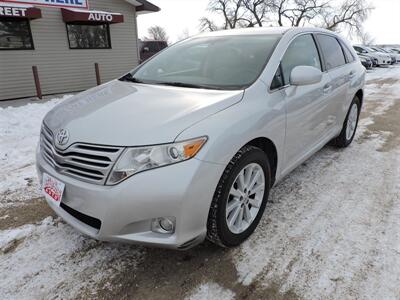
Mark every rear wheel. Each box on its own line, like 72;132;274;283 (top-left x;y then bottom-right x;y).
332;96;361;148
207;145;270;247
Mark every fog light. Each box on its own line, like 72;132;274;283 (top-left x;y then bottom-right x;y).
151;217;175;234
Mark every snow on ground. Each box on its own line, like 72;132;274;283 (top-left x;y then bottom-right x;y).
232;67;400;299
0;66;399;299
0;95;72;207
0;217;143;299
186;282;235;300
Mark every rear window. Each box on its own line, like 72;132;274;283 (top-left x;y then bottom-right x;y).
316;34;346;70
340;41;355;63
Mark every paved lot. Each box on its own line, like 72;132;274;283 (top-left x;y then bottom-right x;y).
1;67;399;300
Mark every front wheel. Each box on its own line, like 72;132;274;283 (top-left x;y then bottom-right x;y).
207;145;271;247
332;96;361;148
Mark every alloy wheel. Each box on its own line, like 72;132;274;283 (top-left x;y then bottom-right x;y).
346;103;359;141
225;163;265;234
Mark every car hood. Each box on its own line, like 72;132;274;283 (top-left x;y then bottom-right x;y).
374;52;391;58
44;80;244;147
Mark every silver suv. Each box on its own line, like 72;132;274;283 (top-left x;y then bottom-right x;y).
36;27;365;249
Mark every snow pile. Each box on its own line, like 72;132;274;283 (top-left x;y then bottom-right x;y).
0;217;143;299
0;95;72;206
187;282;235;300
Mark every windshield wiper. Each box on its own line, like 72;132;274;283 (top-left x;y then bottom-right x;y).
119;74;145;84
154;82;218;90
120;77;225;90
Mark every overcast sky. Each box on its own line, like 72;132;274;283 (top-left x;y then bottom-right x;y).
137;0;400;45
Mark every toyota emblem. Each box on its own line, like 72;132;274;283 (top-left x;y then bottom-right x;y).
56;129;70;146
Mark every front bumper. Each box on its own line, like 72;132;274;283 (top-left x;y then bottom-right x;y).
361;61;372;69
378;58;391;65
36;146;225;249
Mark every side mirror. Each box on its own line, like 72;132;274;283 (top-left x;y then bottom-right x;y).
290;66;322;86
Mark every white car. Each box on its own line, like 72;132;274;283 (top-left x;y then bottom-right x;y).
353;45;391;66
37;27;365;249
383;48;400;63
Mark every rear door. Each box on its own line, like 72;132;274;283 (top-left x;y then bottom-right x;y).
315;34;352;132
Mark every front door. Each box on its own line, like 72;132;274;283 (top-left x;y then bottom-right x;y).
278;34;336;172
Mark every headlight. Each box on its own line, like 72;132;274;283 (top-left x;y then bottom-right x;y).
106;136;207;185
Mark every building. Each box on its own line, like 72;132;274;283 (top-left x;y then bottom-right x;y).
0;0;159;100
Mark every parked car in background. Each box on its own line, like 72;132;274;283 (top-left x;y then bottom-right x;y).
353;45;391;66
371;47;397;64
353;48;378;67
385;47;400;56
37;27;365;249
359;55;373;69
388;48;400;62
139;40;168;64
379;47;400;63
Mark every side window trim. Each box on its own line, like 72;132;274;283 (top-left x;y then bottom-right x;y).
338;39;355;64
311;33;325;72
270;63;288;92
313;33;329;72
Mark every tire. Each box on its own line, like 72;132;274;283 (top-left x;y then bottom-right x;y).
207;145;271;247
332;96;361;148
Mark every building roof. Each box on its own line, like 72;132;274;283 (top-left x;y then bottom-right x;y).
125;0;160;14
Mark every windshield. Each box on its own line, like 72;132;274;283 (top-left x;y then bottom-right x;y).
123;34;281;90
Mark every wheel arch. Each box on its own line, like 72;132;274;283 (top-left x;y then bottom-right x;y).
356;89;364;107
246;137;278;186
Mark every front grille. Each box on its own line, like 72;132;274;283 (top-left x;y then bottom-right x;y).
40;124;124;185
60;202;101;230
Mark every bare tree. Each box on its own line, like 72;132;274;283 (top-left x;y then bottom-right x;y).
146;25;169;42
243;0;271;27
271;0;329;27
321;0;373;34
200;0;267;31
200;17;220;31
177;28;191;41
201;0;373;38
359;30;375;46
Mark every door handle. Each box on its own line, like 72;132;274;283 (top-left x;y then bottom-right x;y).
349;71;356;79
323;85;332;94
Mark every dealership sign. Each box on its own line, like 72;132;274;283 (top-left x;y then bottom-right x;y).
0;0;89;9
62;8;124;24
0;2;42;18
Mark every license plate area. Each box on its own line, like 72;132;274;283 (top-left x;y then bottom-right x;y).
42;173;65;206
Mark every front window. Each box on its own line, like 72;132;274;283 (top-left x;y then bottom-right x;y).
280;34;322;85
0;18;34;50
125;35;281;90
66;23;111;49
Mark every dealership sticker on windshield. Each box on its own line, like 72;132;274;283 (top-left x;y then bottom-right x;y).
42;173;65;206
